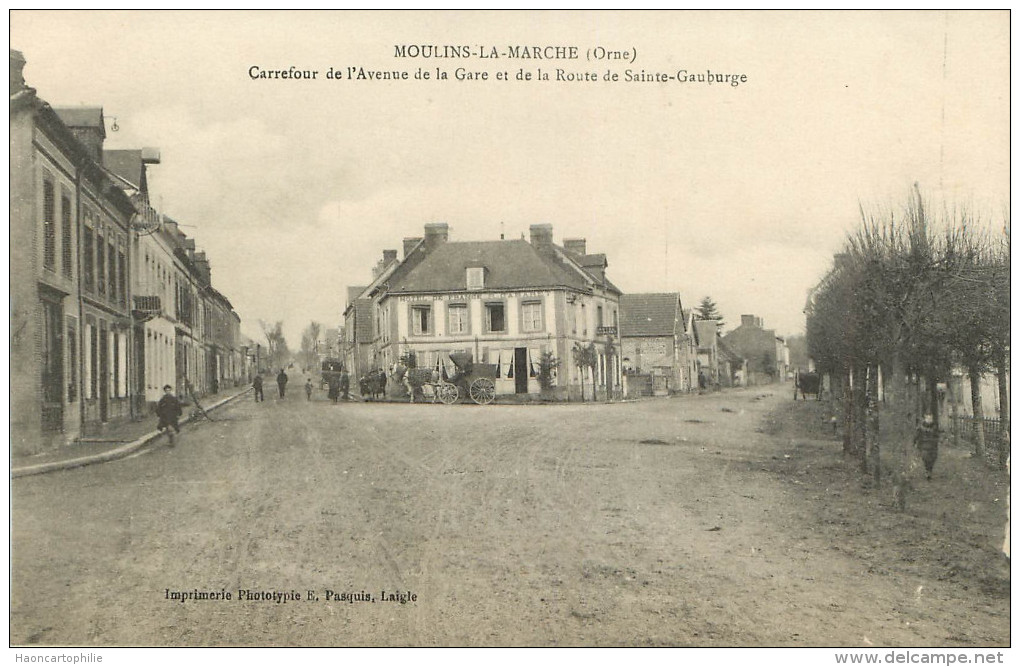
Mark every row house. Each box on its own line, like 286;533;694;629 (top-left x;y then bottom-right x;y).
11;54;138;454
619;293;697;396
10;50;245;454
721;314;789;385
691;319;746;389
344;223;622;400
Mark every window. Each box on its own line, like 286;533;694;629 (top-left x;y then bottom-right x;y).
522;301;543;333
485;303;505;333
570;303;577;335
83;217;94;291
597;305;604;329
117;333;127;397
581;303;587;336
466;267;485;290
112;330;120;398
448;304;468;334
41;301;61;403
108;240;116;302
67;321;77;402
43;179;56;271
87;323;97;399
411;305;432;335
96;230;106;295
61;191;72;277
117;249;127;307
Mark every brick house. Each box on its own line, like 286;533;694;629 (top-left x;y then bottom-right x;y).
619;293;696;396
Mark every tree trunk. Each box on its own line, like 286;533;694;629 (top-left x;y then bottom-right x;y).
969;364;986;460
841;371;854;456
996;350;1009;469
950;375;960;449
927;375;940;431
866;364;881;485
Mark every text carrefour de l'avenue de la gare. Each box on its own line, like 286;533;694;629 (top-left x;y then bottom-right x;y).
247;43;749;87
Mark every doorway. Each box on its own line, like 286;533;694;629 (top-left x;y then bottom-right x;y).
99;323;108;422
514;347;528;394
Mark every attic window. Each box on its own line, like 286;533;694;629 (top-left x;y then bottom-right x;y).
466;267;485;290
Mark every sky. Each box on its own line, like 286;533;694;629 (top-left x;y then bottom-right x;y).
10;10;1010;345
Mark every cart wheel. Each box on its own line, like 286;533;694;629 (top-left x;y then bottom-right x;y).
470;378;496;405
437;382;459;405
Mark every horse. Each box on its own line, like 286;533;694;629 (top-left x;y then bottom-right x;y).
359;369;387;401
403;367;440;403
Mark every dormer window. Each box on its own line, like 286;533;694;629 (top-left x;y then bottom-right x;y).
466;267;485;290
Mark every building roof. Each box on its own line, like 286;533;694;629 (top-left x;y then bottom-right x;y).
620;293;681;337
387;239;592;293
103;149;144;190
52;106;105;136
693;319;719;348
347;285;367;305
717;337;745;363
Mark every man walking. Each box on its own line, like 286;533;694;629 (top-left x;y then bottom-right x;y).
305;377;314;401
277;368;289;399
339;368;350;401
252;373;264;402
156;384;183;446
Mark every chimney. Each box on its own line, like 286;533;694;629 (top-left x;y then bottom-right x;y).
741;315;756;328
563;238;586;257
529;223;553;251
383;249;398;264
402;237;422;259
193;251;211;286
10;50;26;96
424;222;449;251
53;107;106;163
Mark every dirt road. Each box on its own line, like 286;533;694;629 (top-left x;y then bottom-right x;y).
10;387;1009;646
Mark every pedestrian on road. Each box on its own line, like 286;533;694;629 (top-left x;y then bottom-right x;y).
156;384;183;446
305;378;314;401
339;368;350;401
277;369;289;399
252;374;264;402
327;374;340;404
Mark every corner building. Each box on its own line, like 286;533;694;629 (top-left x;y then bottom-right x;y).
348;223;622;400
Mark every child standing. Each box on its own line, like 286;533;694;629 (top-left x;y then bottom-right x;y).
305;378;313;401
156;384;183;446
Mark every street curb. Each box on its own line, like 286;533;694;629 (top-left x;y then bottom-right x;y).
11;388;252;479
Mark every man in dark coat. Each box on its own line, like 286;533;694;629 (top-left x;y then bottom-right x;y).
339;369;350;401
327;374;340;404
277;369;289;399
156;384;183;445
252;374;264;402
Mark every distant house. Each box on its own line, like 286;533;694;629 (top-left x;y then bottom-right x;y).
344;223;622;400
619;293;695;396
722;315;789;385
693;319;721;387
342;285;373;378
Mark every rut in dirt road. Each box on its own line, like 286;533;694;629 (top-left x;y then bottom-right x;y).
10;388;1009;646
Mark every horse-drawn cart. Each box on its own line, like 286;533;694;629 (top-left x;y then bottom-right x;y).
402;352;497;405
